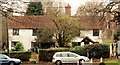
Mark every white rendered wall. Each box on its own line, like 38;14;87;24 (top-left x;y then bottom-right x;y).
9;29;36;51
72;30;103;43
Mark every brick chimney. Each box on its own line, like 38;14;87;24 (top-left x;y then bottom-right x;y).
65;4;71;16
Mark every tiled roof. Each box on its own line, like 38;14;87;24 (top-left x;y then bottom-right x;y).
9;16;106;29
73;16;106;30
9;16;55;29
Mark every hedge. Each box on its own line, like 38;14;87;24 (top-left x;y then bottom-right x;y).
39;48;69;61
39;44;110;61
69;46;87;56
70;44;110;58
1;44;110;62
2;51;31;61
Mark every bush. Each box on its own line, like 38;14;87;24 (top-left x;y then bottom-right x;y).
114;31;120;42
69;44;110;58
39;44;110;61
39;48;69;61
86;44;110;58
3;51;31;61
13;42;24;51
69;46;87;56
17;53;31;61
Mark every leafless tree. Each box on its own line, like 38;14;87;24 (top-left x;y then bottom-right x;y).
43;3;79;47
76;1;120;42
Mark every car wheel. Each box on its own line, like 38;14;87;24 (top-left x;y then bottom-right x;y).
9;62;15;65
79;59;85;65
56;60;62;65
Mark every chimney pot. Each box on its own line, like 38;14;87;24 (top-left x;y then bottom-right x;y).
65;4;71;16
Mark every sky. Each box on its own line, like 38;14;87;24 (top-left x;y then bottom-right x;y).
64;0;110;15
65;0;87;15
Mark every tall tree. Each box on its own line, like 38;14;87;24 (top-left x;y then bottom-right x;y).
46;3;80;47
98;1;120;41
35;3;79;47
76;2;115;42
26;2;44;15
35;16;79;47
77;1;120;42
55;16;79;47
76;2;103;16
36;25;55;48
76;2;105;29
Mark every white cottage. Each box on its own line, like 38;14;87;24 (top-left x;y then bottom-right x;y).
8;16;54;51
8;16;107;51
71;16;106;46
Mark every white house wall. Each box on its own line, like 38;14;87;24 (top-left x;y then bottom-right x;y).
9;29;103;51
9;29;36;51
81;30;102;43
72;30;103;43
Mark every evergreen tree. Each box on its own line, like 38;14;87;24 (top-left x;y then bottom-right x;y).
26;2;44;15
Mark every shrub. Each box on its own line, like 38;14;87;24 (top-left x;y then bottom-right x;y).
86;44;110;58
69;44;110;58
39;48;69;61
69;46;87;56
17;53;31;61
3;51;31;61
39;44;110;61
13;42;24;51
114;31;120;42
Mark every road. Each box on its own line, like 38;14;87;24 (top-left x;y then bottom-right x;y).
21;62;99;65
21;62;55;65
21;61;100;65
21;63;77;65
21;62;78;65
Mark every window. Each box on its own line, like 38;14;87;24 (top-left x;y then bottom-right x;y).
13;29;19;35
61;53;68;57
93;29;99;36
32;29;38;36
68;53;77;57
11;41;18;47
0;55;7;59
56;54;61;57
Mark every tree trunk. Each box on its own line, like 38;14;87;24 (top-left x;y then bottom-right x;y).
57;34;64;47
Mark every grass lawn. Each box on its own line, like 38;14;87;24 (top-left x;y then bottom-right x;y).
104;58;119;65
91;58;119;65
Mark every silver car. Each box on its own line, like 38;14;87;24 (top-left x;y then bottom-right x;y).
52;52;90;65
0;54;21;65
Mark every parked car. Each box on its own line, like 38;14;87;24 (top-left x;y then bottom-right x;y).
0;54;21;65
52;52;90;65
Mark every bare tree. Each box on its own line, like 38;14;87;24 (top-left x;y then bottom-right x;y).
42;3;79;47
76;2;105;36
96;1;120;42
75;1;120;42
